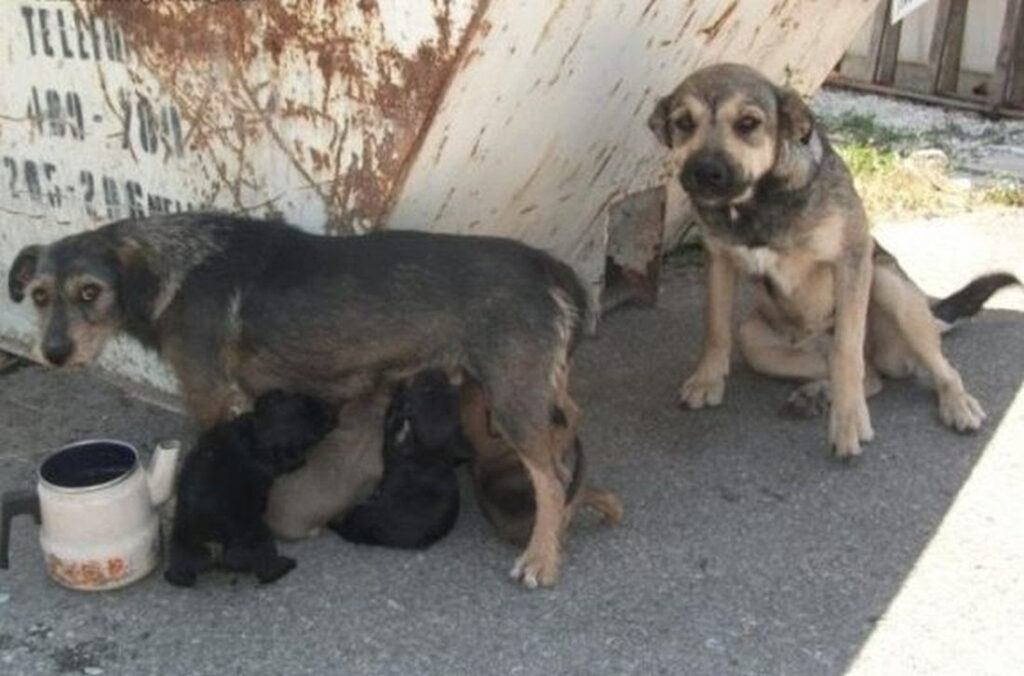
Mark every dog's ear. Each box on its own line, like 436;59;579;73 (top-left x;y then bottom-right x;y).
776;86;814;144
647;95;675;147
115;239;161;320
8;245;42;302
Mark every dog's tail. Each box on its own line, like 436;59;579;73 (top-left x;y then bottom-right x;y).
565;438;623;525
931;272;1020;332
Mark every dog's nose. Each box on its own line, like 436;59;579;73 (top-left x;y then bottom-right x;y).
43;337;73;366
682;157;732;193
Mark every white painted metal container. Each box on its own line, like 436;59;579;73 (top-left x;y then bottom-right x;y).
0;0;884;398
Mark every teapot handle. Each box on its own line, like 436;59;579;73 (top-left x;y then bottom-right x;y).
1;489;40;569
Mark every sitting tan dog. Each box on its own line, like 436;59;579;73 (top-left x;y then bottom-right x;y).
648;63;1018;457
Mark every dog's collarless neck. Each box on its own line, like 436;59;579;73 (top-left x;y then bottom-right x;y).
699;203;780;249
699;159;821;248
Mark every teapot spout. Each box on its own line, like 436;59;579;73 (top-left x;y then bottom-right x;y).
145;440;182;507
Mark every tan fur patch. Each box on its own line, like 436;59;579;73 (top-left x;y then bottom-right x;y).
22;275;55;318
66;321;117;366
664;95;712;166
548;286;577;390
716;96;776;186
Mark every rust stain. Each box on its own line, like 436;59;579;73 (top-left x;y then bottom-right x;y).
699;0;738;41
532;0;571;54
558;163;583;189
631;86;652;117
460;47;486;71
84;0;476;234
386;0;495;228
433;132;450;165
681;8;698;34
589;146;616;187
511;137;558;202
47;554;129;589
549;33;582;86
588;188;626;229
469;125;487;159
770;0;791;18
432;186;457;223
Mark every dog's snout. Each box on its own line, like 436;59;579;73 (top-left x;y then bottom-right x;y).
682;156;733;193
694;159;729;187
43;336;73;366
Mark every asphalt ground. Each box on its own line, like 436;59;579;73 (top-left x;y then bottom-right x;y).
1;212;1022;675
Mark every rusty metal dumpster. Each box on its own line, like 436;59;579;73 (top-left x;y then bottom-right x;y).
0;0;883;398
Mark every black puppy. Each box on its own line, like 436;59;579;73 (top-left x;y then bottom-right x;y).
331;371;461;549
165;390;338;586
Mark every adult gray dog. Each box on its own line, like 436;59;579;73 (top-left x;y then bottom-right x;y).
8;213;607;588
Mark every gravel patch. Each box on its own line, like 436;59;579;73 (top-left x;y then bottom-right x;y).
813;87;1024;183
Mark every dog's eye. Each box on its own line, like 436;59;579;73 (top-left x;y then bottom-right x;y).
674;112;696;135
79;284;101;303
31;288;49;307
735;115;762;135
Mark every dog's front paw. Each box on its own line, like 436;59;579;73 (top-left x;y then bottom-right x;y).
939;387;986;432
829;399;874;459
509;550;560;589
256;556;297;584
678;372;726;409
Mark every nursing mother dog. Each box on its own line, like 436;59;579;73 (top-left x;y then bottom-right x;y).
7;213;612;588
648;63;1018;457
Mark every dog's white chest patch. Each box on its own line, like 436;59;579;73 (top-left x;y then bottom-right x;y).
728;245;798;296
731;246;780;278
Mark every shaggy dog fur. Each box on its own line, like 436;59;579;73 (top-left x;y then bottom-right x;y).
332;370;462;549
9;213;611;587
165;390;337;587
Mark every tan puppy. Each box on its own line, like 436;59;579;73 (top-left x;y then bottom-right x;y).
648;64;1018;457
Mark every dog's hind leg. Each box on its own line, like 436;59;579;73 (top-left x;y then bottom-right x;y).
509;420;572;588
871;267;985;431
486;370;576;589
738;315;828;381
783;368;883;418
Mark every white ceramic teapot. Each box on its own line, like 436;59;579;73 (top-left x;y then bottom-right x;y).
1;438;181;590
